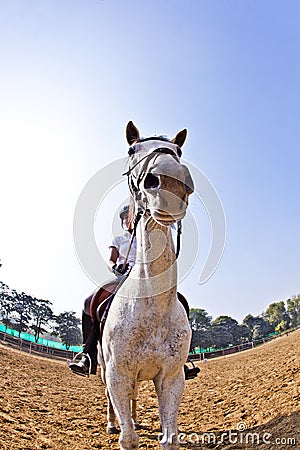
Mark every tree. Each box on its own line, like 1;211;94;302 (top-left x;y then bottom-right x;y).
243;314;257;332
286;296;300;327
265;301;289;331
275;320;288;333
252;318;273;340
30;298;54;342
265;301;286;327
212;316;240;346
243;314;274;340
54;311;82;349
236;324;252;342
190;308;212;331
0;282;14;329
189;308;212;351
210;325;233;349
10;291;36;337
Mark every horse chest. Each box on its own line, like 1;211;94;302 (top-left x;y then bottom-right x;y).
105;304;190;362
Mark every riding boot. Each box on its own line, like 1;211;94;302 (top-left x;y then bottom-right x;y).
82;310;92;344
82;321;99;372
177;292;190;319
177;292;200;380
69;316;99;376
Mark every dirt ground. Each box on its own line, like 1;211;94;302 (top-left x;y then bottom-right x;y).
0;330;299;450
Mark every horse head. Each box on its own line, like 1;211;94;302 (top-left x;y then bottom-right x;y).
125;121;194;226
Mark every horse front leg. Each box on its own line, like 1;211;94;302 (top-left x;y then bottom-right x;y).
155;370;185;450
106;368;139;450
106;388;119;434
100;366;119;434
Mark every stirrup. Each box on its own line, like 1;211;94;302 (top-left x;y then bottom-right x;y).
68;352;92;377
185;359;200;380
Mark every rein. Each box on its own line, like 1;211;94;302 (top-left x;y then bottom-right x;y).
121;209;143;272
176;220;182;259
122;209;182;263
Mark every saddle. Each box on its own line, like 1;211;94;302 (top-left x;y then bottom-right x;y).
90;286;116;344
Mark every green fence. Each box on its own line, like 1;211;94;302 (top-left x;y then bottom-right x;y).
0;323;82;352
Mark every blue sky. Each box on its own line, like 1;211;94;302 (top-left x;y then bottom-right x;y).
0;0;299;322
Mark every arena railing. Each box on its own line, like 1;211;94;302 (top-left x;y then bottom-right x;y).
0;330;79;361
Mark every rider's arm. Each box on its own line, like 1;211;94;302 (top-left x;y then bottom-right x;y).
108;246;119;272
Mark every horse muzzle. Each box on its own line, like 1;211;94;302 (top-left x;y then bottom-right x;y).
143;170;193;225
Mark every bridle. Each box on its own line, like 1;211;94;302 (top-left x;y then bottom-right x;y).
122;138;184;259
123;141;181;200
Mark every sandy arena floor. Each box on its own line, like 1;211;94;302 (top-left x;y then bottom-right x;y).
0;330;299;449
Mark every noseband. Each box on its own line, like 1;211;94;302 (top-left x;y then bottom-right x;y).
123;143;181;200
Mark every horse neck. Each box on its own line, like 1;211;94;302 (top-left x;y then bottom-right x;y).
134;214;177;300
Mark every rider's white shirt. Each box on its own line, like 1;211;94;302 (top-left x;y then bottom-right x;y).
110;231;136;268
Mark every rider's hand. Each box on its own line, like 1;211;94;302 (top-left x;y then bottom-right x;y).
119;263;129;274
112;263;129;276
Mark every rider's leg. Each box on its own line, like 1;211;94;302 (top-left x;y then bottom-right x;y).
82;294;93;343
69;293;99;376
177;292;189;318
177;292;200;381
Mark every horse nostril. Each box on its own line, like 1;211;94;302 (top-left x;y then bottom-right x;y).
144;173;160;190
185;183;193;194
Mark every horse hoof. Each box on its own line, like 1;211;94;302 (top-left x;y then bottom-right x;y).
134;422;141;430
107;426;119;434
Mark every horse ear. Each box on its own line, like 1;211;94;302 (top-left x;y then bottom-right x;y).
126;121;140;145
171;129;187;148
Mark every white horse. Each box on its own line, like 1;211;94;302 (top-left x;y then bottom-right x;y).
99;121;194;450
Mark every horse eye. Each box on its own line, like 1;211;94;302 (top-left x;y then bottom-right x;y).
128;145;136;155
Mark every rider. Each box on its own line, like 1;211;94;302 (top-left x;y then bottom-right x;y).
68;203;136;376
69;203;199;380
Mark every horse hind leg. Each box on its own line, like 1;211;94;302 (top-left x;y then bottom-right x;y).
131;382;141;431
131;399;140;430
